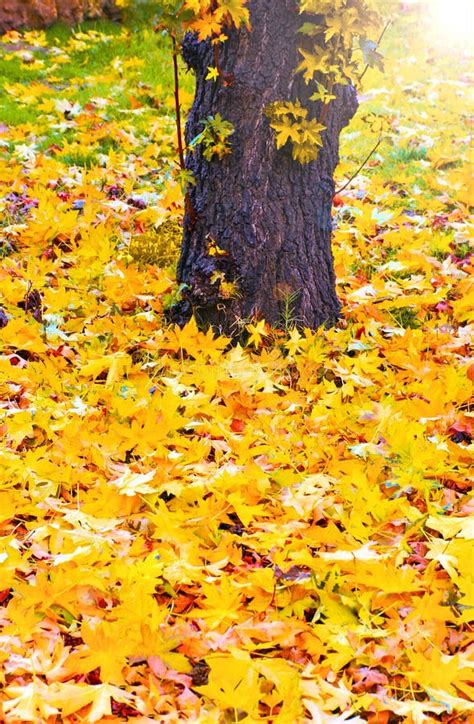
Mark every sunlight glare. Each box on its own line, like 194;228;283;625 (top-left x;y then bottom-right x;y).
430;0;473;49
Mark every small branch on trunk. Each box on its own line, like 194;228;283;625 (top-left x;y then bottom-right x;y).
172;34;186;170
171;34;197;231
213;41;234;85
334;134;383;195
319;34;340;126
358;21;391;84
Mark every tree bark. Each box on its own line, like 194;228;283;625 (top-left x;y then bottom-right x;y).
173;0;358;334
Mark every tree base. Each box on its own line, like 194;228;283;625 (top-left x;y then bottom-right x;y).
175;0;357;334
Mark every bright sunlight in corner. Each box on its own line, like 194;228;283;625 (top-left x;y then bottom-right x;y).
429;0;473;48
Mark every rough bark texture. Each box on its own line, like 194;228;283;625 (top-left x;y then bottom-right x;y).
174;0;357;334
0;0;120;34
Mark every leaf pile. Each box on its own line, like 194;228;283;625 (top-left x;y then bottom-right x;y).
0;13;473;724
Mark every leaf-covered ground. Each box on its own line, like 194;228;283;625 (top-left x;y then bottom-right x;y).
0;7;472;723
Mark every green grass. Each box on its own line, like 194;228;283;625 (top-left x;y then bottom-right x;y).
388;146;428;163
59;149;98;168
389;307;421;329
0;4;192;140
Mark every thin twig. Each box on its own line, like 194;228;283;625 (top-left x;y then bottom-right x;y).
319;33;340;125
212;38;234;85
335;134;383;195
171;34;197;229
171;34;185;170
213;43;222;76
359;20;391;84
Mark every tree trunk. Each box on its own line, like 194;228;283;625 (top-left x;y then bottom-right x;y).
0;0;119;34
173;0;357;334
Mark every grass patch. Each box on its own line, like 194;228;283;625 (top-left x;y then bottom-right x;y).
389;307;421;329
127;220;182;270
0;9;191;136
59;149;98;168
389;146;428;163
